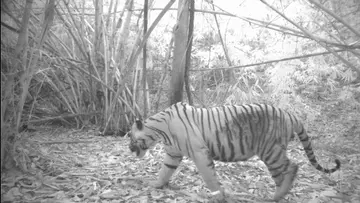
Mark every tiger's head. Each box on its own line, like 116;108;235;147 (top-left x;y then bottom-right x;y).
128;119;159;158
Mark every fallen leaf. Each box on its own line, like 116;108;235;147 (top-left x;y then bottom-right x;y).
307;197;321;203
320;189;338;197
150;190;164;199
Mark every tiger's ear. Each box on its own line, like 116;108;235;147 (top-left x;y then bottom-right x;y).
135;119;144;130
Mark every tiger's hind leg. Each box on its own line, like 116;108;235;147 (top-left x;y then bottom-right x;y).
277;162;298;200
260;144;298;201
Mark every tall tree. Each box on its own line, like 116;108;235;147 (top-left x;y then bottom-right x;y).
169;0;190;105
184;0;195;105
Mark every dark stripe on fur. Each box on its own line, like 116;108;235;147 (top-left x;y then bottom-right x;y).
164;164;178;170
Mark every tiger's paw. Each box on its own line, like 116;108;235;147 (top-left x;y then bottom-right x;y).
150;180;168;189
209;190;226;203
150;181;181;190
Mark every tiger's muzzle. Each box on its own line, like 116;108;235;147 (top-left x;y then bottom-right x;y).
129;141;147;158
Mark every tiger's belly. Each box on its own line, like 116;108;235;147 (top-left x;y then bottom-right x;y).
205;132;255;162
211;148;255;162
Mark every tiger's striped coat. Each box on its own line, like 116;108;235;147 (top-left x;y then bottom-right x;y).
128;102;340;201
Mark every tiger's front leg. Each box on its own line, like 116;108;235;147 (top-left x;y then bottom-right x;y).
192;148;225;202
153;150;183;188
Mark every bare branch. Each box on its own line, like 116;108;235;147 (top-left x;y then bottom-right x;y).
190;49;353;72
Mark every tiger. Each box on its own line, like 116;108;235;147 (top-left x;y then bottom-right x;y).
127;102;340;201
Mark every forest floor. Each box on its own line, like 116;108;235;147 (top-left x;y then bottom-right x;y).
1;102;360;203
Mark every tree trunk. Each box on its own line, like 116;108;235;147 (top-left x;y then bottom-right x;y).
184;0;194;105
14;0;32;57
169;0;190;105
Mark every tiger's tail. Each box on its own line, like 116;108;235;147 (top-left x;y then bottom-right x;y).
296;125;340;173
